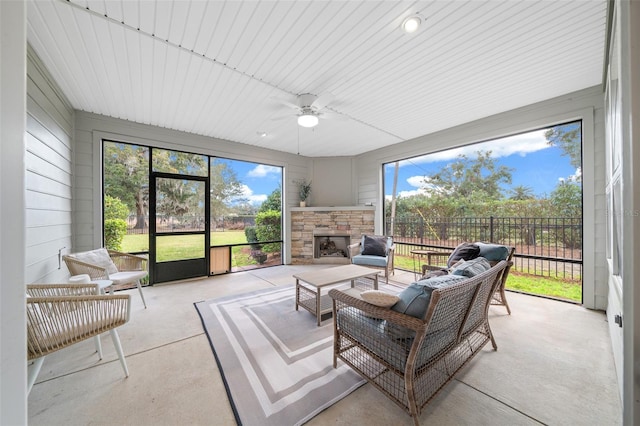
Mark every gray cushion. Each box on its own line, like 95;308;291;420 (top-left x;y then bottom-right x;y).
352;254;388;268
447;242;480;267
391;275;466;320
451;257;491;278
474;242;510;262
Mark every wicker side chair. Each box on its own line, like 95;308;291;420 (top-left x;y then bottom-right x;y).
26;283;131;394
329;261;509;426
421;242;516;314
349;235;395;283
63;248;148;308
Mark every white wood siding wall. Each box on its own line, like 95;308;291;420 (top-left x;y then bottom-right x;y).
26;45;74;283
354;86;606;311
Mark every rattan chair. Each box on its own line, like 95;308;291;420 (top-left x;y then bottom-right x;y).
26;283;131;394
349;235;395;283
63;248;148;308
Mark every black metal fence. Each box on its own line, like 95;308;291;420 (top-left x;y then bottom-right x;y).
387;216;582;280
126;214;256;234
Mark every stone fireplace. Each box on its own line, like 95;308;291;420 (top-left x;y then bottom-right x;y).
290;206;375;264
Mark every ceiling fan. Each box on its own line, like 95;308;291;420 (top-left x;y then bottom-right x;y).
272;93;347;128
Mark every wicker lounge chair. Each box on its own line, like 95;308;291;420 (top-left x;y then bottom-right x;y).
63;248;148;308
26;283;131;394
422;242;515;314
349;235;395;283
329;260;509;425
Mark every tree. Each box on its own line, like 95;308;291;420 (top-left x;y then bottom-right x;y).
544;122;582;171
259;186;281;213
509;185;535;200
103;143;149;229
210;160;245;225
422;150;513;202
550;181;582;218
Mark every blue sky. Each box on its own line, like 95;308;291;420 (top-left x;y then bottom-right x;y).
215;158;282;206
216;125;580;207
384;127;581;200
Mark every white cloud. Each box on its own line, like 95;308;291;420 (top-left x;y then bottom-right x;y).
232;184;268;204
247;164;280;178
406;175;425;188
395;129;550;166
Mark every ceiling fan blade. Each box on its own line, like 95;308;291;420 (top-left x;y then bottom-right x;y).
270;96;299;110
321;111;348;121
311;92;335;110
270;114;292;122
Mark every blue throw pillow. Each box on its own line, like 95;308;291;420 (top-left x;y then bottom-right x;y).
391;275;466;320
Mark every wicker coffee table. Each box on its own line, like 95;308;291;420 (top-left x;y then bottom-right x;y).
294;264;380;326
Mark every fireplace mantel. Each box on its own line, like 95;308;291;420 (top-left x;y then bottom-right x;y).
290;205;375;212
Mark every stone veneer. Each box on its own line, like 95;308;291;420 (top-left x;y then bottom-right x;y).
290;206;375;264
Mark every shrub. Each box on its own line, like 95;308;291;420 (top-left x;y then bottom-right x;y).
104;219;127;251
104;195;129;221
244;226;262;250
255;210;281;253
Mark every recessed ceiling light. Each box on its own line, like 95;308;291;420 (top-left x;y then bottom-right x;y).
257;131;267;137
298;114;319;128
401;15;422;33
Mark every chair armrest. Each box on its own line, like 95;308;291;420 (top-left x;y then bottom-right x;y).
27;283;100;297
348;243;361;258
329;289;425;331
108;250;148;272
62;256;109;280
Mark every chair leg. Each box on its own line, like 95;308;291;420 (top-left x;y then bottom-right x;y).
27;357;45;395
109;329;129;377
501;287;512;315
95;335;103;359
136;280;147;309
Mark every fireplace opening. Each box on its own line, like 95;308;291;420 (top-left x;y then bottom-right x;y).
313;235;350;259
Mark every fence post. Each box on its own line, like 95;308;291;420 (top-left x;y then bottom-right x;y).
490;216;494;242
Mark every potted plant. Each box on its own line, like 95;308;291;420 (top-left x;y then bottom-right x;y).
296;179;312;207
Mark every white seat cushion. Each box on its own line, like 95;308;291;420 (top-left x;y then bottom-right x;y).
109;270;147;286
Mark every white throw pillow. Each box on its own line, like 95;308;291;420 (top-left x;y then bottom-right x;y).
361;290;399;307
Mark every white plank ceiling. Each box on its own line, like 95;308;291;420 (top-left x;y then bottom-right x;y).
27;0;607;157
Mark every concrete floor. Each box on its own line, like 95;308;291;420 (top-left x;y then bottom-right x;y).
28;265;621;425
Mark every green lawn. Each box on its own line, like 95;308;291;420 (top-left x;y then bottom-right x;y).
122;230;267;266
122;230;249;253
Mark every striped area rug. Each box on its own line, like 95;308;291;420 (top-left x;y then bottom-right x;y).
194;285;365;426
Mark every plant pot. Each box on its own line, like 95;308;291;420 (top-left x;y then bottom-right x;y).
300;201;306;207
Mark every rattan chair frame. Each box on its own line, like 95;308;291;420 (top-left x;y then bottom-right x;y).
63;249;148;308
348;237;396;283
329;261;509;426
26;283;131;394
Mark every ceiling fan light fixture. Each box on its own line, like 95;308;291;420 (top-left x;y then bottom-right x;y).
298;113;319;128
401;15;422;33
